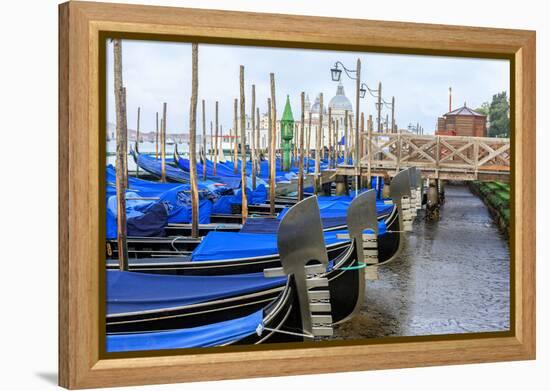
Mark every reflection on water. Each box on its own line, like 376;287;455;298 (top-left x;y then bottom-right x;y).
334;184;510;339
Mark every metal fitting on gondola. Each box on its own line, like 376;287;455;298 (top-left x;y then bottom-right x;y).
401;195;413;231
362;232;378;265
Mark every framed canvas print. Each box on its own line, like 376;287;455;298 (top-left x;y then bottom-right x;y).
58;1;536;389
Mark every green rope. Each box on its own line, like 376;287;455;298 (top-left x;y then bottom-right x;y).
340;262;367;271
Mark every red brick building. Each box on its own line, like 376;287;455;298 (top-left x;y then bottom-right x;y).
436;104;487;137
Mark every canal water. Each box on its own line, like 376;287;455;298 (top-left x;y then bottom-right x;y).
334;184;510;339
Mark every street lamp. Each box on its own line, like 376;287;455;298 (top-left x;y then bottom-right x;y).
330;64;342;82
329;59;364;194
359;84;367;98
330;61;358;82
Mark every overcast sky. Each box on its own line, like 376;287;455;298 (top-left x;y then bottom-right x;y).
106;39;509;135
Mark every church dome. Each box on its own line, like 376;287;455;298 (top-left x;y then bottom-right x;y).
328;82;353;112
310;94;327;115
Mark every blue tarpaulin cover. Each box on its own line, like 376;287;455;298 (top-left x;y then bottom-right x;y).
190;227;385;262
106;192;169;239
134;152;240;190
106;165;216;239
183;157;323;183
106;165;181;196
176;156;269;188
211;184;268;214
107;270;286;315
191;232;283;261
105;188;213;239
276;196;394;221
106;309;263;352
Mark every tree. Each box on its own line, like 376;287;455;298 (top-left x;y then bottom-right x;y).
476;92;510;138
488;92;510;138
475;101;490;116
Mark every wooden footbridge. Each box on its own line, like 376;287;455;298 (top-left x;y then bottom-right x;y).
335;132;511;182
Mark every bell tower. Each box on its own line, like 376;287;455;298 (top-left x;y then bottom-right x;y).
280;95;295;172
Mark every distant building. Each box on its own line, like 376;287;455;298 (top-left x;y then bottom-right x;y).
108;82;359;151
242;82;356;150
436;103;487;137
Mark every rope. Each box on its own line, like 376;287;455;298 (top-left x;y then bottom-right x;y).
256;324;315;339
170;236;189;255
339;261;366;271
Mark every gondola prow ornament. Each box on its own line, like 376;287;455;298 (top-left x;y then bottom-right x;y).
264;196;332;338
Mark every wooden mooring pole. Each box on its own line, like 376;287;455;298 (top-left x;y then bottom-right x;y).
391;96;396;133
267;97;272;180
161;102;167;182
155;111;159;159
136;106;140;178
354;59;361;194
269;73;277;215
306;112;312;175
360;112;365;184
189;43;199;238
113;38;128;270
377;82;382;132
294;123;299;168
427;178;440;220
214;101;219;176
256;107;261;171
314;93;323;195
334;119;339;167
327;106;332;167
298;92;305;201
349;112;354;160
210;121;213;161
220;125;223;161
343;109;349;164
251;84;257;189
233;98;238;174
367;113;373;188
202;99;207;180
240;66;248;222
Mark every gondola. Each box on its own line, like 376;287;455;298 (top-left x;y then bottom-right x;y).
174;144;315;185
104;192;399;260
106;277;301;352
106;194;376;351
106;191;378;335
131;143;242;189
105;168;413;267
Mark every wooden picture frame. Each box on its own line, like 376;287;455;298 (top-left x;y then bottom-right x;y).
59;1;536;388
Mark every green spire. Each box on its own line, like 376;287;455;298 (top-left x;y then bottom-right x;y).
280;95;294;171
281;95;294;123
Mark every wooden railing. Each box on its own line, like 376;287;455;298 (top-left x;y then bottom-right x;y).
349;132;510;181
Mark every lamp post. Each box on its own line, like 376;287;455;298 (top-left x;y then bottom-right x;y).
330;60;368;194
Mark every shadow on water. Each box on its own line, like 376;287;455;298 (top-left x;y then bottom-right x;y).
334;184;510;340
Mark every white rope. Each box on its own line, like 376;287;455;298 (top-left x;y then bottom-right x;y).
256;324;315;339
170;236;189;255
